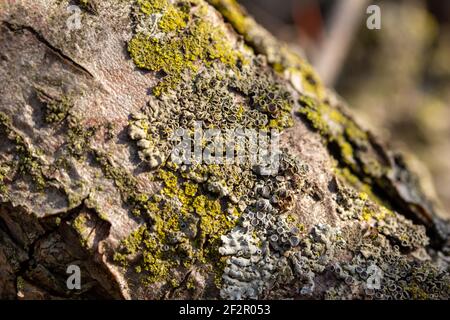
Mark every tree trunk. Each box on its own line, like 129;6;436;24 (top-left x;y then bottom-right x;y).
0;0;449;300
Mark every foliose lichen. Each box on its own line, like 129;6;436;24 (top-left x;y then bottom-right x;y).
129;0;244;96
97;0;450;299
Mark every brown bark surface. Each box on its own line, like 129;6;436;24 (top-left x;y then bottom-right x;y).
0;0;448;299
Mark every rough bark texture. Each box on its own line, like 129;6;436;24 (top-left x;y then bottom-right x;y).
0;0;449;300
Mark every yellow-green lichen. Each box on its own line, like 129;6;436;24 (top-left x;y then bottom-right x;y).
67;116;96;159
16;276;25;292
137;0;167;15
0;112;47;191
0;164;10;194
35;88;73;124
94;151;138;200
117;0;314;291
207;0;248;35
297;95;392;203
360;200;391;223
158;4;189;33
73;214;88;247
73;214;87;233
115;165;240;285
207;0;325;98
335;167;371;195
66;190;86;209
406;284;429;300
298;100;356;168
184;181;198;197
43;96;73;124
186;276;196;290
129;0;242;96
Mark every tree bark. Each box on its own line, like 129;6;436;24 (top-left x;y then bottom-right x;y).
0;0;449;299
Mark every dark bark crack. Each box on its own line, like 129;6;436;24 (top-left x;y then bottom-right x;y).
2;21;94;79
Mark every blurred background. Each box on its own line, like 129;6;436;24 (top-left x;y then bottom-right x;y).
239;0;450;215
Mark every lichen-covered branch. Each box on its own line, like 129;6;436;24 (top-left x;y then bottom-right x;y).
0;0;449;300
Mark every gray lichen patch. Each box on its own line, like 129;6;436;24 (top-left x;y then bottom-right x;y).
219;227;293;299
127;58;295;169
